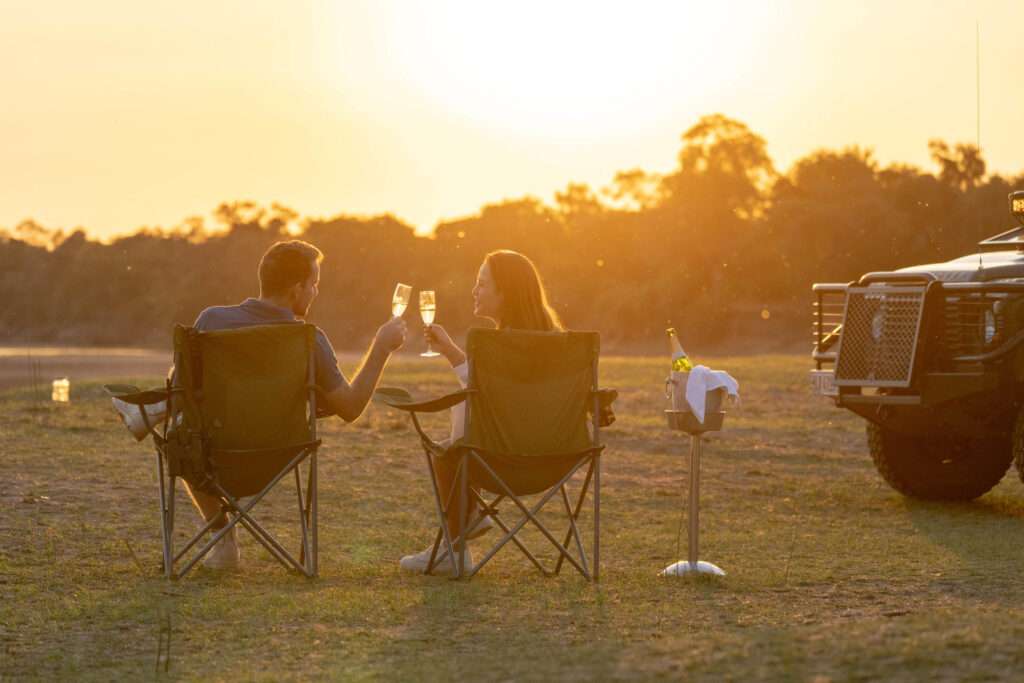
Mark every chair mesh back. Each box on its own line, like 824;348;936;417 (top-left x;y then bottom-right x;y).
198;324;313;450
174;324;315;496
463;328;598;458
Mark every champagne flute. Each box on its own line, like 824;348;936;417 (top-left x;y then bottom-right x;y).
420;290;440;357
392;283;412;318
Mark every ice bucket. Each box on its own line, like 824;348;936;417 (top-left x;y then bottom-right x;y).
665;371;726;433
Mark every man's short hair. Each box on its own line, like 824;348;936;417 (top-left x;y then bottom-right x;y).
258;240;324;296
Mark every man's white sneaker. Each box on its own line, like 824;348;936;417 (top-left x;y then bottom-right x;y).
203;526;241;571
111;397;167;441
399;543;473;576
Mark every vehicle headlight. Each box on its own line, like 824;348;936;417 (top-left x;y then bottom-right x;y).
871;309;885;342
984;308;997;344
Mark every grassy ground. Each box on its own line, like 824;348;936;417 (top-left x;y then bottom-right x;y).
5;354;1024;681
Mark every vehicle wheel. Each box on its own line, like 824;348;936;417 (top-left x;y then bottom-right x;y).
866;422;1011;501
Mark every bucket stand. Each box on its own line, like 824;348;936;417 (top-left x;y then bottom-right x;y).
661;409;726;578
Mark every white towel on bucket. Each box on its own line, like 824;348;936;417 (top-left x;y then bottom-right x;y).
685;365;740;423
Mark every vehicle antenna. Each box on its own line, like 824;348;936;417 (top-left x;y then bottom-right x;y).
976;21;981;154
977;20;984;273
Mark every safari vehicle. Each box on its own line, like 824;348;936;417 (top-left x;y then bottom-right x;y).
811;191;1024;500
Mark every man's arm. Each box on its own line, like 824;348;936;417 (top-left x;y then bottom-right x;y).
322;317;406;422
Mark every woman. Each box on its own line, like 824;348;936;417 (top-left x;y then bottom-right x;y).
399;249;563;575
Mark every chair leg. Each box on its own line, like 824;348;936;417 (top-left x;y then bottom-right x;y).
594;453;601;582
422;449;459;577
310;452;318;577
456;455;468;579
156;452;174;579
293;453;318;577
554;459;595;576
295;466;311;572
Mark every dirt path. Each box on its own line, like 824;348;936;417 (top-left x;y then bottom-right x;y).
1;346;174;391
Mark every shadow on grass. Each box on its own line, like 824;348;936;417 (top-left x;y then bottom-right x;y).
348;577;624;680
901;494;1024;601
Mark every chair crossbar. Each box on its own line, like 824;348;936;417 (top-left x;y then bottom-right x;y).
427;489;548;576
559;483;589;577
467;490;549;577
460;451;595;579
236;514;293;570
217;485;311;576
172;507;229;566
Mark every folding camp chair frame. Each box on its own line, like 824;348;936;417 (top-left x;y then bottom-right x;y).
115;325;322;580
383;334;612;582
421;439;602;581
153;436;320;580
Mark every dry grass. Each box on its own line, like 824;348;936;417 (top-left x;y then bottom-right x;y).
5;353;1024;681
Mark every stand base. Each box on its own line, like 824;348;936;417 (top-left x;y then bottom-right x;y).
659;560;726;577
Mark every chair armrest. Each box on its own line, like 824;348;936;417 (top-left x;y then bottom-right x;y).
589;388;619;427
104;384;169;406
373;386;472;451
373;386;472;413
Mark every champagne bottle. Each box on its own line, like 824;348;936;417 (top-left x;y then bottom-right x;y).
666;327;694;372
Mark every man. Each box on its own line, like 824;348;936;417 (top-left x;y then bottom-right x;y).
187;239;406;569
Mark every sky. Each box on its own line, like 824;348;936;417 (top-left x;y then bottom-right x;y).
1;0;1022;239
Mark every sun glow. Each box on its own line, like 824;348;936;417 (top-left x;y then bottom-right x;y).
381;1;774;139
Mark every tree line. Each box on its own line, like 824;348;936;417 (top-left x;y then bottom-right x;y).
3;114;1022;354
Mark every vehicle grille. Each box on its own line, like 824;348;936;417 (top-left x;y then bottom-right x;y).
835;287;926;387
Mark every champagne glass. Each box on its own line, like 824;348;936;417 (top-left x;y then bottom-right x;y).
420;290;440;357
392;283;412;318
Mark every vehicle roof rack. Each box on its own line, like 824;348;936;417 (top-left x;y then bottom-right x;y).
978;226;1024;251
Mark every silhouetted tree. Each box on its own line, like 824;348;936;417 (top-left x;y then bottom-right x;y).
3;123;1022;351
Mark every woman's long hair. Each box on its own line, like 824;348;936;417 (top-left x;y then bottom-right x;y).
485;250;563;331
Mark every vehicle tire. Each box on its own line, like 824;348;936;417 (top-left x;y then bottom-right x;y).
1013;408;1024;485
866;422;1011;501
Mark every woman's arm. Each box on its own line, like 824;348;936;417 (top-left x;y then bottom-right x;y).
425;324;466;368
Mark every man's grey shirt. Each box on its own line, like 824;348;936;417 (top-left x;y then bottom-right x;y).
194;298;345;393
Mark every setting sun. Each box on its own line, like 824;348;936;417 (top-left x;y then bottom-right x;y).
378;2;780;138
0;0;1022;237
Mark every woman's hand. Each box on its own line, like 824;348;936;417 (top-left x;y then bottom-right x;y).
424;324;465;367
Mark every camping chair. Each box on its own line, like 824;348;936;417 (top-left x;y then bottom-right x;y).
377;328;615;581
106;323;321;579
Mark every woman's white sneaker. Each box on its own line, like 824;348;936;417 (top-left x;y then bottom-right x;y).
399;544;473;576
465;512;494;540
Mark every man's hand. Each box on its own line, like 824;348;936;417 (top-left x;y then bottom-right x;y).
377;316;407;353
324;316;407;422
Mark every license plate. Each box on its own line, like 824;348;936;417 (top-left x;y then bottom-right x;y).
810;370;838;397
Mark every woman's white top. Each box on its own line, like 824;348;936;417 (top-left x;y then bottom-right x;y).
450;361;469;441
